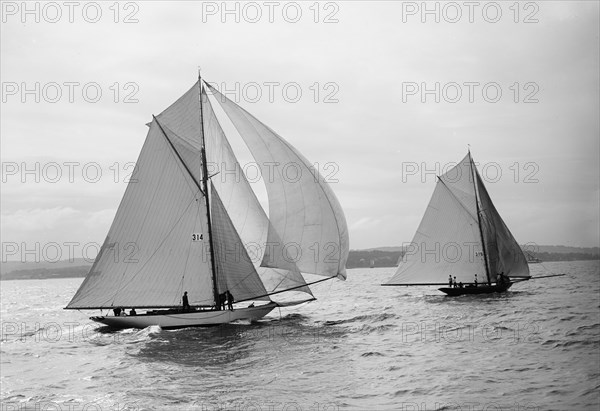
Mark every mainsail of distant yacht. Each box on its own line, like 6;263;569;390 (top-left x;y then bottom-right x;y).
65;76;349;328
383;151;530;296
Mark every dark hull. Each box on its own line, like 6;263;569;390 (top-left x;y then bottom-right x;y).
438;282;512;296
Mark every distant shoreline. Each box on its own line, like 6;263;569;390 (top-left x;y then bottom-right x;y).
0;266;91;281
346;249;599;269
1;247;598;280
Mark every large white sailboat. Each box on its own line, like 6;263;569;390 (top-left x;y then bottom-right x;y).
65;75;349;328
383;151;530;296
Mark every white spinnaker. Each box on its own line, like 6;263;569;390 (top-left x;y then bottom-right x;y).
385;155;486;285
208;84;349;279
67;120;215;308
203;91;313;296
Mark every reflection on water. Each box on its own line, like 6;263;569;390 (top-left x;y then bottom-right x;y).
133;314;349;371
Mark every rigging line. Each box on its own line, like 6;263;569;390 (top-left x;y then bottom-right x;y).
538;261;554;275
470;154;492;285
512;274;566;282
266;266;306;295
215;261;310;300
235;275;337;304
381;283;450;286
153;116;205;196
436;177;479;223
322;271;335;300
161;126;203;196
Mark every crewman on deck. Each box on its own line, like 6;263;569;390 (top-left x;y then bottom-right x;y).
474;274;478;287
182;291;190;311
218;292;226;310
226;290;234;310
448;275;453;288
453;276;457;288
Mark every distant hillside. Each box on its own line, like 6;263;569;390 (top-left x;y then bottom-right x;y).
1;245;597;279
1;258;91;275
365;245;599;255
365;246;404;253
1;265;90;281
347;245;599;269
347;249;401;269
532;245;599;255
528;251;600;262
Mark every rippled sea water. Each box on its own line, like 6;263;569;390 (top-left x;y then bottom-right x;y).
1;260;599;411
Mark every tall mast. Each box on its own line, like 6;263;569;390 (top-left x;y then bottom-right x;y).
198;70;221;308
469;151;492;285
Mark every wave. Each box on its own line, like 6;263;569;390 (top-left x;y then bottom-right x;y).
321;312;399;326
360;351;384;357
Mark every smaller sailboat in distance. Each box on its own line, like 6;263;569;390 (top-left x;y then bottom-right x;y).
382;151;531;296
65;73;349;328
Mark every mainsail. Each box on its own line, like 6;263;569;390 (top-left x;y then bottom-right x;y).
384;152;529;286
67;79;348;310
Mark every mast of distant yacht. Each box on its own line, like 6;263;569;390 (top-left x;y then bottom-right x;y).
470;151;492;286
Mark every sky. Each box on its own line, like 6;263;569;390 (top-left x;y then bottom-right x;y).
1;1;599;263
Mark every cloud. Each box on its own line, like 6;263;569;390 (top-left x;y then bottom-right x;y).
1;1;598;251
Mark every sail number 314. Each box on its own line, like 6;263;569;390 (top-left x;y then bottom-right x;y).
192;233;204;242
